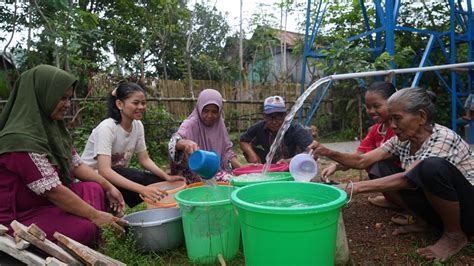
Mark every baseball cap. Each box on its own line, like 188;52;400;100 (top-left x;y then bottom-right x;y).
263;95;287;114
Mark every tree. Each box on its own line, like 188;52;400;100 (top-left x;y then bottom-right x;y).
308;0;450;136
143;0;188;81
184;1;230;96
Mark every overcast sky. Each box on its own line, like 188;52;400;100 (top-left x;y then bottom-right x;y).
212;0;307;34
1;1;308;48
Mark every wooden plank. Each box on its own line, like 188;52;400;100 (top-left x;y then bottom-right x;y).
10;220;81;265
15;235;30;250
27;223;47;241
45;257;68;266
217;253;226;266
55;234;106;266
0;224;8;235
0;235;46;265
54;232;125;266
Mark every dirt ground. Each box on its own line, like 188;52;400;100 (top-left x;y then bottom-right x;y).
320;158;474;265
1;157;472;265
342;193;474;265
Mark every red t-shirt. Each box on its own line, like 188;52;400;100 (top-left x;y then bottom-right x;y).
357;123;396;153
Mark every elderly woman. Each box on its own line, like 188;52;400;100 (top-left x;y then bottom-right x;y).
309;87;474;262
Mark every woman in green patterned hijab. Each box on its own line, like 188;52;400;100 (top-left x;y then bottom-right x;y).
0;65;127;247
0;64;76;182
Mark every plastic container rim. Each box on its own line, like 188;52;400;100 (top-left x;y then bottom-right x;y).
229;171;294;187
139;180;187;208
230;181;347;214
175;185;233;207
123;209;182;227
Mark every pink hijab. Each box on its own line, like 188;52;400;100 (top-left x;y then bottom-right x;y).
176;89;235;169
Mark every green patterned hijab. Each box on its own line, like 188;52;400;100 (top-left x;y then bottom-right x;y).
0;65;77;183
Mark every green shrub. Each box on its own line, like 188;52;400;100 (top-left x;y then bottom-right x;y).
71;98;108;153
70;99;177;168
142;103;178;166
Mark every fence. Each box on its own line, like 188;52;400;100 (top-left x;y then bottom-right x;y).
0;75;334;134
80;75;332;132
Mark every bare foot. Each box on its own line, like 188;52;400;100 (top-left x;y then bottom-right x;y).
368;195;400;209
392;221;432;235
417;231;468;262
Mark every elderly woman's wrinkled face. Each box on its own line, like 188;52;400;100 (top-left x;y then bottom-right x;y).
388;102;424;142
201;104;219;126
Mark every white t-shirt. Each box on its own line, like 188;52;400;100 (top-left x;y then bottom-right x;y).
81;118;147;169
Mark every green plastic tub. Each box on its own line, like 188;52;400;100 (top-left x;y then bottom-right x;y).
175;185;240;264
229;171;294;187
231;181;347;266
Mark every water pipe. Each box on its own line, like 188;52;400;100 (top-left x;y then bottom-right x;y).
327;62;474;81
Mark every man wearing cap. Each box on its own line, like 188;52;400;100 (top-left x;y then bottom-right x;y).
239;95;313;164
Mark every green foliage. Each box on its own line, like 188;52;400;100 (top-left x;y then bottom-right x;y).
314;38;409;75
314;114;359;142
142;103;177;166
70;99;176;168
1;0;232;86
322;1;367;39
71;98;108;154
186;2;231;81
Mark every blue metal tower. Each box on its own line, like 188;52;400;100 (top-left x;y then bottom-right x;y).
299;0;474;142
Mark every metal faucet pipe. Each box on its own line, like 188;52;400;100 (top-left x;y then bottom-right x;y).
327;62;474;81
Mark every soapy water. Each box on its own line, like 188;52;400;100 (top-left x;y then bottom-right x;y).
254;198;320;208
263;77;331;173
292;172;315;182
231;173;276;182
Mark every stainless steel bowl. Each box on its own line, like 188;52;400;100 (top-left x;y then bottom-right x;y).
123;208;184;252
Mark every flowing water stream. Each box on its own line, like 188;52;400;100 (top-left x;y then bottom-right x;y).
262;77;331;173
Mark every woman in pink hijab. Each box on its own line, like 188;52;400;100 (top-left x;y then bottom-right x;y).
168;89;241;183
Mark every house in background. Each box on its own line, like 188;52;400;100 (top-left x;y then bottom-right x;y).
245;26;317;85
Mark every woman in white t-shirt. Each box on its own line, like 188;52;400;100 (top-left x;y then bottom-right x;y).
81;82;183;207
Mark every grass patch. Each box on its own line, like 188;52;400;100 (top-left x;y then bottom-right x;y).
100;203;246;265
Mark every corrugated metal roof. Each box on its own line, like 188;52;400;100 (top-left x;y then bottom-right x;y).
275;30;304;47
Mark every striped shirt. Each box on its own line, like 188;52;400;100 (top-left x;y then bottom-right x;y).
382;124;474;185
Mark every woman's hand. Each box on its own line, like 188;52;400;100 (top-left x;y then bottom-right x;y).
335;181;359;197
248;155;262;164
276;158;290;164
165;175;186;182
104;184;125;213
321;163;337;181
140;186;168;202
90;210;128;234
307;140;330;157
180;139;199;155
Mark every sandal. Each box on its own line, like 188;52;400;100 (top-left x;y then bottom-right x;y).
391;213;415;225
367;195;400;209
